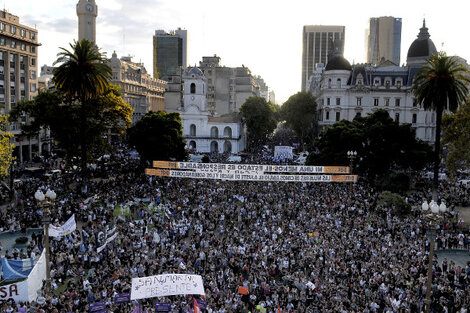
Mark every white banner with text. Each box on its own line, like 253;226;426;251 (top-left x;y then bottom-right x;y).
131;274;205;300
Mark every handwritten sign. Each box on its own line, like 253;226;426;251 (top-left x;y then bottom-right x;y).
131;274;205;300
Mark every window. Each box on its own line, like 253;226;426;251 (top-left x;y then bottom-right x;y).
0;38;4;46
210;126;219;138
30;32;36;40
190;83;196;94
412;114;417;124
31;58;36;66
224;141;232;153
395;98;400;107
357;79;363;85
10;40;16;48
336;98;340;105
396;79;402;88
356;112;361;118
413;99;418;107
385;98;390;106
10;25;16;34
356;97;362;106
385;80;391;88
30;83;37;92
335;112;340;121
326;97;330;106
223;127;232;138
395;113;399;122
31;70;36;79
21;43;26;51
374;98;379;106
327;79;331;88
336;78;341;88
374;79;380;86
325;111;330;120
0;23;5;31
21;29;26;37
190;124;196;136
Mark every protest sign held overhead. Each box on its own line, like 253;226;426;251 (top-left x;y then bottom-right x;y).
131;274;205;300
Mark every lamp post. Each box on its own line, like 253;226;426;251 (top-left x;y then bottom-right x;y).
347;150;357;192
421;199;447;313
35;189;56;295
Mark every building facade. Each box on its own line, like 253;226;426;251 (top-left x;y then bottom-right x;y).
367;16;402;66
0;10;40;162
76;0;98;42
110;52;167;123
302;25;345;91
152;28;187;81
198;55;259;115
314;20;443;144
180;67;244;154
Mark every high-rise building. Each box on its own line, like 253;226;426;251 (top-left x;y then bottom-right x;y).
0;10;40;161
110;52;167;123
301;25;345;91
76;0;98;43
366;16;402;66
153;28;187;81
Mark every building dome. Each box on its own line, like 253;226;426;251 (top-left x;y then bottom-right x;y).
188;67;203;77
407;19;437;58
325;54;352;71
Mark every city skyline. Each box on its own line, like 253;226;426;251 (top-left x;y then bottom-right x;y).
6;0;470;104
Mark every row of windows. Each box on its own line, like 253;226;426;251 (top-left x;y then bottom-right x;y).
0;23;36;40
0;37;36;53
189;124;233;138
188;140;232;154
357;97;401;107
324;111;418;124
326;76;403;88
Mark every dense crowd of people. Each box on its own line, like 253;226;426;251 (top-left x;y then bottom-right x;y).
0;145;469;313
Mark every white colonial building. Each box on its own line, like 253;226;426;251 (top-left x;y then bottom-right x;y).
311;20;466;144
180;67;244;154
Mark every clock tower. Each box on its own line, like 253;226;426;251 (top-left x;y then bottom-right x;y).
77;0;98;43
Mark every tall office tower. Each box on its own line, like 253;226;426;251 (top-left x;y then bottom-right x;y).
367;16;402;66
0;10;40;161
301;25;345;91
76;0;98;43
153;28;187;81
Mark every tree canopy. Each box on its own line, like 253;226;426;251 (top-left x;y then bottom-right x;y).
9;86;133;161
442;99;470;177
53;39;113;173
412;52;469;197
239;96;278;151
280;92;317;150
307;110;432;181
127;111;187;163
0;114;14;178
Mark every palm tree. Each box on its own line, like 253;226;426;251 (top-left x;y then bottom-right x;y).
412;52;469;200
53;39;111;177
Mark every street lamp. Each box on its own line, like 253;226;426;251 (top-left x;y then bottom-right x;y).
35;189;56;295
347;151;357;192
421;199;447;313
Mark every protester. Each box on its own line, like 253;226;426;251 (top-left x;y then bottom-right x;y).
1;144;469;313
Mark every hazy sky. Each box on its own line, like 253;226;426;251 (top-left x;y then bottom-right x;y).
6;0;470;104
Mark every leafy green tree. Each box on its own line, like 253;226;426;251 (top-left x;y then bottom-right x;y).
0;114;14;178
376;191;411;216
280;92;317;150
412;52;469;198
53;39;112;173
9;86;132;161
307;110;431;182
442;99;470;177
240;96;277;151
127;111;187;163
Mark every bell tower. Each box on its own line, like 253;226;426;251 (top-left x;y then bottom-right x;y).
77;0;98;43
